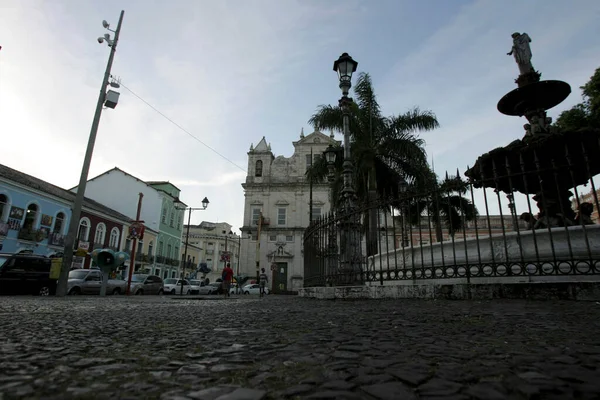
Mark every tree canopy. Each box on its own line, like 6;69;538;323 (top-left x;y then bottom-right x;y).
554;66;600;131
307;72;440;208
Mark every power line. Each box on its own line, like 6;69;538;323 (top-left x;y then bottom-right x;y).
118;80;247;173
118;79;320;212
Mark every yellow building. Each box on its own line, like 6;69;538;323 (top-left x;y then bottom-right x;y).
180;243;202;279
121;226;160;277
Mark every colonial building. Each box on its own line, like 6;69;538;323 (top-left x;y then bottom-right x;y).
183;221;239;282
179;242;202;278
124;225;159;276
74;168;186;279
239;130;339;293
572;188;600;223
0;164;130;262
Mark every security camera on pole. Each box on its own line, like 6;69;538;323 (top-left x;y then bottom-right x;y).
56;11;125;296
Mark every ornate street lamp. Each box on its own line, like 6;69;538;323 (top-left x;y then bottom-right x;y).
324;144;337;182
332;52;362;285
333;52;358;96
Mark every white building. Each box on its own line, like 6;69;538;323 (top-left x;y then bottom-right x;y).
239;130;339;293
72;168;186;279
183;221;239;282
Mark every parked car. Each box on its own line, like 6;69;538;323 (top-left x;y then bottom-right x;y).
0;253;56;296
67;269;127;295
189;279;203;294
163;278;191;295
129;274;164;295
198;282;222;295
241;283;270;295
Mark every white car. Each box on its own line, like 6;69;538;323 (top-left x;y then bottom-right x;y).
189;279;203;294
241;283;269;295
163;278;192;295
198;282;221;295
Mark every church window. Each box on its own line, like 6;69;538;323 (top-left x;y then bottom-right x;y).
255;160;263;177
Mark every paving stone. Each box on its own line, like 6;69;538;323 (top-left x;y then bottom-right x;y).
280;384;314;397
320;380;356;391
465;382;507;400
351;373;394;385
305;390;363;399
332;351;361;360
388;367;431;386
0;296;598;399
417;378;463;396
188;387;236;400
213;388;266;400
178;364;208;374
360;382;417;400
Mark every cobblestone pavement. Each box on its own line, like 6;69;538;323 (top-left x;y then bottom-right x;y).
1;295;599;400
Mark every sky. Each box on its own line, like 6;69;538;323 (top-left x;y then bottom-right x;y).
1;0;599;231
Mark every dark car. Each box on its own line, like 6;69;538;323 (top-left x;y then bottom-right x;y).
0;253;56;296
129;274;164;295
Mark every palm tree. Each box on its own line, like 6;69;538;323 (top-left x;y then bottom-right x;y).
404;172;478;243
307;72;440;256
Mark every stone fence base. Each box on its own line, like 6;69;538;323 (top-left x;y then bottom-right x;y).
298;279;600;301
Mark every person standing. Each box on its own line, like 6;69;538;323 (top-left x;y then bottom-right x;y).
222;263;234;298
259;268;269;298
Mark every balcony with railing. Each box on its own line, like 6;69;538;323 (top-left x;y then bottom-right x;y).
48;232;65;246
155;255;166;264
18;227;47;242
180;260;195;269
135;253;154;263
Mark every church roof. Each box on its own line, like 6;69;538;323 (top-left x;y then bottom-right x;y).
251;136;271;152
293;130;339;146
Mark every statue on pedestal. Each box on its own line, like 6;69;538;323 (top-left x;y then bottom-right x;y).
508;32;535;75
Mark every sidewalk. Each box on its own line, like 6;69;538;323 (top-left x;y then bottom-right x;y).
0;296;598;399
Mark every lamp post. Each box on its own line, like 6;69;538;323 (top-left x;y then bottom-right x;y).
223;230;233;269
56;11;125;297
332;52;362;284
177;197;209;295
398;177;409;247
235;233;251;294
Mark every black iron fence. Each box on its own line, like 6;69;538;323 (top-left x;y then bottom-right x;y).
304;146;600;287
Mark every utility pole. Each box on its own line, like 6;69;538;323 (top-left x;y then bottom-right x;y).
56;11;125;296
180;207;192;295
126;193;143;295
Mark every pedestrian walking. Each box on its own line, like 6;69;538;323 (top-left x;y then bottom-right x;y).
259;268;268;298
222;263;234;298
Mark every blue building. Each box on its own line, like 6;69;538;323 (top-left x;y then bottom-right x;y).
0;165;72;256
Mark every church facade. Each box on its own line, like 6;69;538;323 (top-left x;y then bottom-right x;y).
239;130;340;293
